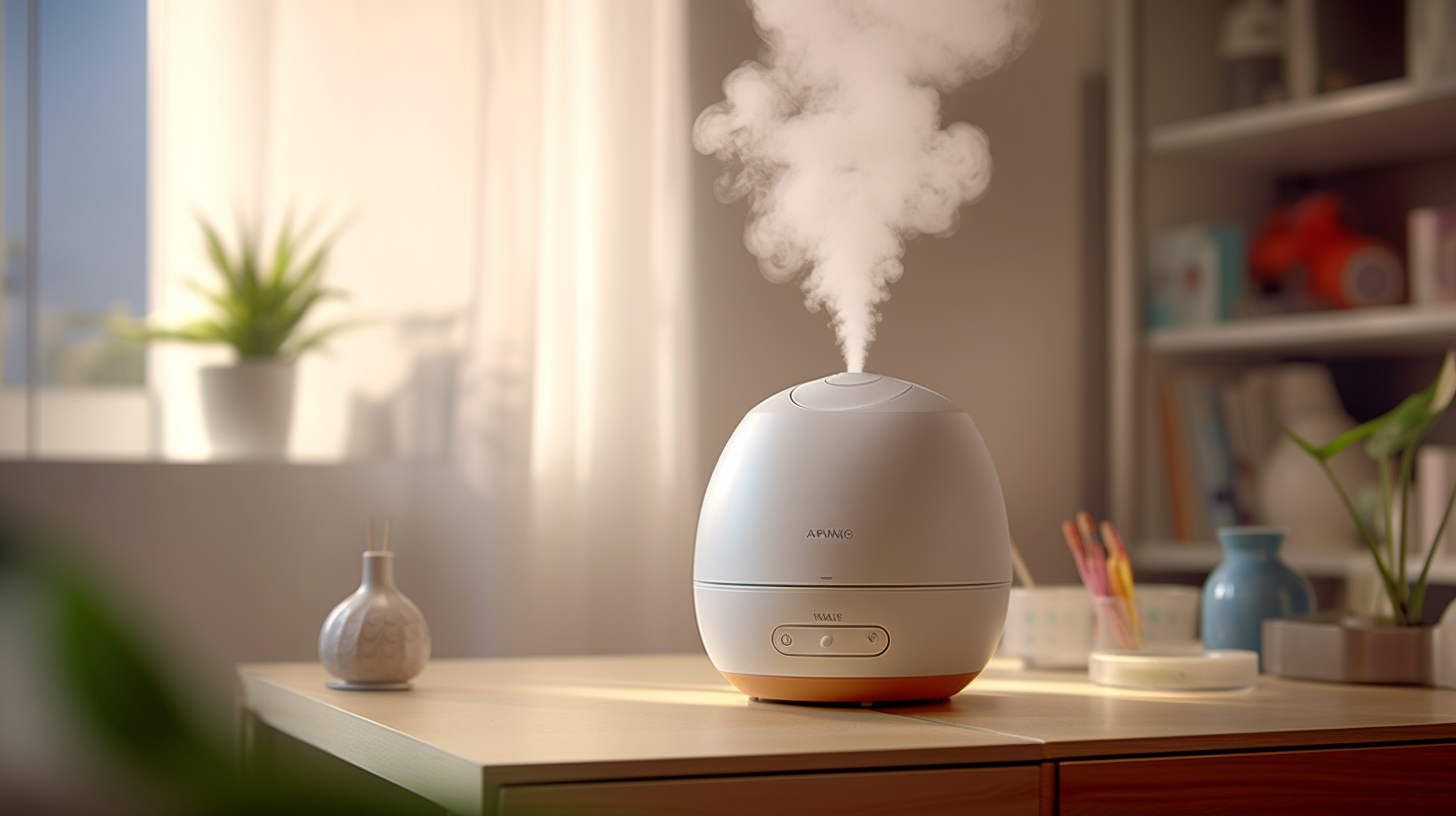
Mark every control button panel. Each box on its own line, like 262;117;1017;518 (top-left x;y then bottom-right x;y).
772;625;889;657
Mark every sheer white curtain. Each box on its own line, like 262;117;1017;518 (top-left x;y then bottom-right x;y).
152;0;699;654
459;0;698;652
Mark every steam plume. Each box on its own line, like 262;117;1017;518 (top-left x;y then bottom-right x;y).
695;0;1040;372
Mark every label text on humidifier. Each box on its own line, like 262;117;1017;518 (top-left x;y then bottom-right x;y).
813;612;844;622
806;528;854;539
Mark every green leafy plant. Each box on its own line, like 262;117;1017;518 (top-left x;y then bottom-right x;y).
134;211;355;362
1286;349;1456;626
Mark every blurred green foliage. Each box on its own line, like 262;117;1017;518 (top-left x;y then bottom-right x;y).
0;518;437;816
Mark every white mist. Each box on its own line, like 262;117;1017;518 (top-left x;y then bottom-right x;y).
694;0;1040;372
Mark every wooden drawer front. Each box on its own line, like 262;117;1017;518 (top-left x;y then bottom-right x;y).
499;764;1043;816
1060;743;1456;815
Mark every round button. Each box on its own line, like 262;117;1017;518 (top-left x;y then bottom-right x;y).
820;635;833;648
780;633;793;646
825;372;882;386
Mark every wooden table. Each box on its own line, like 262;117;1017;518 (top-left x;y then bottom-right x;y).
237;653;1456;815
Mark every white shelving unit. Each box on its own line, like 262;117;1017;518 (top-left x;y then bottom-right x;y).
1149;76;1456;172
1149;304;1456;360
1106;0;1456;584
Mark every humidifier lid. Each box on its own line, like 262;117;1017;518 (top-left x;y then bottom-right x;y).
790;373;913;411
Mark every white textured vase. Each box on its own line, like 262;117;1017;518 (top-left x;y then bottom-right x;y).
319;551;431;690
1258;364;1377;552
199;361;295;459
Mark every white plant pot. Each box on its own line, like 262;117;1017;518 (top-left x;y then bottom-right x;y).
199;360;296;460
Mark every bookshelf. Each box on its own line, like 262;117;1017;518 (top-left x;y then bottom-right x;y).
1107;0;1456;585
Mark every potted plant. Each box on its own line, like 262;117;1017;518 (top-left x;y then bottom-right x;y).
135;211;354;459
1262;349;1456;683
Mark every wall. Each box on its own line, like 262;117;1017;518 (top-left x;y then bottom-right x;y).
688;0;1108;585
0;463;499;698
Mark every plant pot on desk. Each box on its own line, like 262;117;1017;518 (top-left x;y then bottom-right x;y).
1263;614;1434;685
199;360;296;460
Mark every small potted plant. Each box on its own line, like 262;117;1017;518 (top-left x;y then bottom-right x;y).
135;210;355;458
1263;349;1456;683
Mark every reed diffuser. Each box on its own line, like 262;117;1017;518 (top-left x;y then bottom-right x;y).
319;520;431;690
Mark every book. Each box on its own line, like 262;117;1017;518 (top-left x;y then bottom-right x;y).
1231;365;1282;484
1408;0;1456;85
1147;224;1247;329
1285;0;1317;100
1418;445;1456;561
1158;379;1200;542
1218;374;1268;526
1408;207;1456;306
1158;370;1248;541
1179;374;1243;534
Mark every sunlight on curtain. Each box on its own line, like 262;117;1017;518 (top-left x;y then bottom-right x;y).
150;0;480;462
152;0;698;653
460;0;698;652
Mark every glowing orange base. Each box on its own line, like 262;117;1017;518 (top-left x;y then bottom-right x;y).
720;670;979;703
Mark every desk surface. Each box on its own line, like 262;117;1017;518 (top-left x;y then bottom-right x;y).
238;653;1456;814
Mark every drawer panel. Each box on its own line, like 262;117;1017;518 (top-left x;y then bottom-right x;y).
1060;742;1456;815
500;764;1043;816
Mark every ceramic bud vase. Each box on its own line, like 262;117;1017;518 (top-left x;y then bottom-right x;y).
1201;526;1314;668
319;548;431;690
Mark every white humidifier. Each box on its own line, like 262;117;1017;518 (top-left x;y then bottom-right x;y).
694;372;1011;703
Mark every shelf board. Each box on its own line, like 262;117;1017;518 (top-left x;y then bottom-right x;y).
1146;305;1456;361
1135;541;1456;584
1148;78;1456;173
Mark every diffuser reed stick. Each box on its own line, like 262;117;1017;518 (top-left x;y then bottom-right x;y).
366;519;393;552
1009;535;1036;588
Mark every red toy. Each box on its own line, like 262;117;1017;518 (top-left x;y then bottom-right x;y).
1248;192;1404;309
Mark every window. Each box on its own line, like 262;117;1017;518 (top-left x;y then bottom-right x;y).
1;0;150;458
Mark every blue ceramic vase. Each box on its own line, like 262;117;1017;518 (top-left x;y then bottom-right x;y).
1201;526;1314;667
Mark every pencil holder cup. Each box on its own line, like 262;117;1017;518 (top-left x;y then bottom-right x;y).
1092;596;1139;651
1001;584;1202;667
1094;586;1202;652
